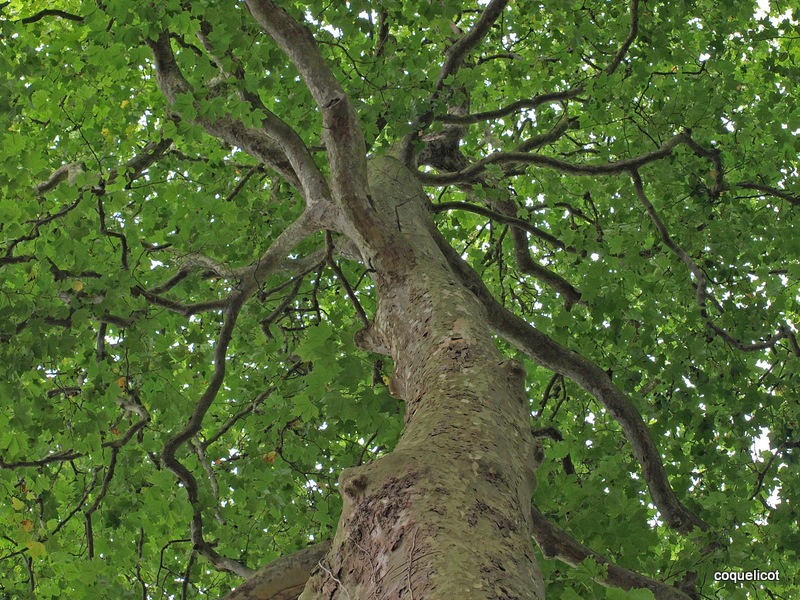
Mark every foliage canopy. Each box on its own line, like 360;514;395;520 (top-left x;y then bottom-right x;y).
1;0;799;598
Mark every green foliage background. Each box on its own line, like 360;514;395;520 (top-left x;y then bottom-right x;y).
1;0;799;598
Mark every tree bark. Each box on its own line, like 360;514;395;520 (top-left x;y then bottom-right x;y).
299;156;545;600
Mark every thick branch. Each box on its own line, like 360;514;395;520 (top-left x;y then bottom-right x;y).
530;505;693;600
111;138;174;185
132;287;230;317
142;246;239;286
197;27;332;208
241;2;416;275
433;0;509;91
400;0;509;163
0;450;83;470
0;255;34;267
242;2;365;205
159;213;317;577
34;161;86;194
145;32;305;193
160;297;254;578
417;130;690;185
508;226;583;310
432;229;708;534
220;540;332;600
606;0;640;76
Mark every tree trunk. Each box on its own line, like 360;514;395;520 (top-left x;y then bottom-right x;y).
299;156;545;600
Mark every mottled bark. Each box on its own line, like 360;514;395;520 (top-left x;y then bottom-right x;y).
299;156;544;600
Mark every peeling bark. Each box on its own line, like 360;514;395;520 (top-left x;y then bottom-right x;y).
299;156;545;600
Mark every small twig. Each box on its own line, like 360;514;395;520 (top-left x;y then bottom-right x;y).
25;555;35;592
356;431;379;466
136;528;147;600
224;164;263;202
181;550;198;600
97;193;129;270
536;373;562;418
191;438;225;525
325;231;369;327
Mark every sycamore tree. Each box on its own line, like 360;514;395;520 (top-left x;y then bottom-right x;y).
1;0;799;598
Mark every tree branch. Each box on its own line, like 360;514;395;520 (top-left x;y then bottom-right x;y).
417;130;690;185
508;225;583;310
432;227;708;535
325;231;369;327
736;182;800;207
84;448;120;559
203;389;273;450
158;212;318;578
220;540;332;600
683;137;724;198
143;246;239;286
159;296;255;578
241;2;364;206
436;89;584;125
432;201;578;255
631;170;800;355
0;450;83;470
0;255;35;267
433;199;583;308
96;193;129;270
606;0;640;76
132;286;230;317
433;0;509;91
145;32;307;194
5;139;172;265
400;0;510;163
34;161;86;194
530;504;693;600
18;9;84;24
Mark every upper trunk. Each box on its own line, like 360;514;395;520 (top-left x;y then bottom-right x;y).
300;156;545;600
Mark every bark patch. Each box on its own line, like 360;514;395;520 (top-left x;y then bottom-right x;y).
334;470;425;598
466;499;518;535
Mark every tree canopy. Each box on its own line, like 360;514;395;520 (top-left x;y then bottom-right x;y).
1;0;799;599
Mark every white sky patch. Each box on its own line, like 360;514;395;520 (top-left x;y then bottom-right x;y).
750;427;771;461
754;0;796;24
750;427;782;508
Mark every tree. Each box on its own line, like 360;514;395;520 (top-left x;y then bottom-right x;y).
1;0;799;598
